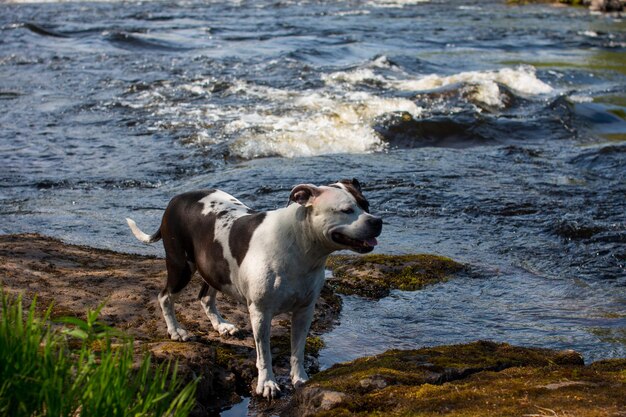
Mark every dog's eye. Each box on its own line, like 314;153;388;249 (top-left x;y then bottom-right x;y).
341;208;355;214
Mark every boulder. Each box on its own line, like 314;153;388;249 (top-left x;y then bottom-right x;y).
326;253;464;299
289;341;625;416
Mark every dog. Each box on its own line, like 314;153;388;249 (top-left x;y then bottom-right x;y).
126;178;382;399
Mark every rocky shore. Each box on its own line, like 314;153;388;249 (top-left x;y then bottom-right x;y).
290;341;626;416
507;0;625;12
0;233;339;414
1;234;624;416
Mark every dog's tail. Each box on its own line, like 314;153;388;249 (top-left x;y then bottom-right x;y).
126;218;162;244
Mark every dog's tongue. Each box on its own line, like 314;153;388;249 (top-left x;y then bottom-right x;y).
365;237;378;247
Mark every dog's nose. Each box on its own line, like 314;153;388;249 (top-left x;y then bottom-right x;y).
367;216;383;235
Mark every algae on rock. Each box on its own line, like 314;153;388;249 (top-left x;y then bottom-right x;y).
326;254;464;299
290;341;626;417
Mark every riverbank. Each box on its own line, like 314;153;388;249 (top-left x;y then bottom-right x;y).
507;0;624;11
1;234;624;416
0;233;339;414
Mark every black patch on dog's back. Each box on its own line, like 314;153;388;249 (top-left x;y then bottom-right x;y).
229;212;267;265
204;234;231;289
160;189;232;292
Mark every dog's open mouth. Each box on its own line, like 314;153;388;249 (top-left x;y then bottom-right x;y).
331;232;378;253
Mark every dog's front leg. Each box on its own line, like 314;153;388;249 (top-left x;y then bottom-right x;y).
249;305;281;399
290;303;315;387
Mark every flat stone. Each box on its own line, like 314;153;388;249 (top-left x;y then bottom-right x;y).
295;387;350;417
359;375;388;390
541;381;599;390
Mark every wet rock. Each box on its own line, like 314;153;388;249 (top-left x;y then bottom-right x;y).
551;218;604;240
373;111;490;149
570;144;626;179
293;387;350;417
326;253;464;299
148;341;226;410
358;375;388;391
501;145;543;159
508;0;624;11
541;380;599;390
219;371;238;392
589;0;624;11
552;348;585;365
289;341;625;417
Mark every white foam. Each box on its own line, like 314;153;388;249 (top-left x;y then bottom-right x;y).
345;92;423;119
334;9;372;16
119;63;551;159
230;114;385;159
367;0;430;7
181;84;209;95
579;30;599;38
465;81;503;108
321;56;399;87
225;66;552;158
393;66;553;95
393;66;553;108
228;80;294;101
226;89;422;158
568;94;594;103
322;68;386;86
370;55;395;69
323;65;552;108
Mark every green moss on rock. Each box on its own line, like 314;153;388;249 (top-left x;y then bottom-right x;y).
306;336;326;356
293;341;626;417
507;0;585;5
588;358;626;374
309;341;583;393
215;344;242;367
326;254;464;299
271;334;326;357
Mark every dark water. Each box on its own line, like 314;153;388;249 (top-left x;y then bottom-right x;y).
1;0;625;406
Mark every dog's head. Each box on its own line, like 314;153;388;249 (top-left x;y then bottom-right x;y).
288;178;382;254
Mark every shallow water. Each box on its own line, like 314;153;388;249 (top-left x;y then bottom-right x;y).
1;0;625;410
320;267;626;369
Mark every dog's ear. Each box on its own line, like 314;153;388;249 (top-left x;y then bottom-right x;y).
351;178;362;192
288;184;320;207
338;178;362;192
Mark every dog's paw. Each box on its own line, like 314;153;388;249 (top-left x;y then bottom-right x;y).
256;379;281;399
291;378;308;389
168;327;190;342
292;377;308;389
291;366;309;388
217;323;240;337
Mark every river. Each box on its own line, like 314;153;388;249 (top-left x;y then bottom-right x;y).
1;0;625;411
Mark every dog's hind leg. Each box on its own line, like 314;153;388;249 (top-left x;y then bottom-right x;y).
158;288;189;341
199;283;240;337
159;254;195;342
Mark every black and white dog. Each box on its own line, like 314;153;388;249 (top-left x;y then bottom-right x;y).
126;179;382;398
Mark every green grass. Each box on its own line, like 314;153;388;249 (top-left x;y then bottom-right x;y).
0;291;198;417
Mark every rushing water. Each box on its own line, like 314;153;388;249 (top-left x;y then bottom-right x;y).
1;0;625;397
